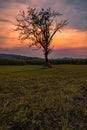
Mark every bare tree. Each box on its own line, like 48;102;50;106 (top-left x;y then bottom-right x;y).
15;8;68;66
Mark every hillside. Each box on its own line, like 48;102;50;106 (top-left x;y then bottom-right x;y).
0;54;40;60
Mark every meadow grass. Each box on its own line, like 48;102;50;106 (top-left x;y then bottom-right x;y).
0;65;87;130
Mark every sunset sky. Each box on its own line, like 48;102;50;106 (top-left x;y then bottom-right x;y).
0;0;87;58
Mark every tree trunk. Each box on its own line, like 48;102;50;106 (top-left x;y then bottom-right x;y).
44;46;49;67
44;51;49;66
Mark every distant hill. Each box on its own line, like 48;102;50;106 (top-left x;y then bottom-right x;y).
0;54;40;60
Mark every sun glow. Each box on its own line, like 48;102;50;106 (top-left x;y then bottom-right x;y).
0;24;87;50
52;28;87;49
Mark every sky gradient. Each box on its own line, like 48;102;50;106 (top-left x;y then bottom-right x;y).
0;0;87;58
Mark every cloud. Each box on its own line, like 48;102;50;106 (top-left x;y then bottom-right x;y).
0;46;87;58
64;0;87;31
0;0;28;5
0;18;12;23
65;0;87;10
30;0;87;31
52;28;87;49
0;0;87;31
51;47;87;58
0;36;9;39
0;46;43;58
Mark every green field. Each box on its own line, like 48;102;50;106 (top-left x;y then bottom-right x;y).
0;65;87;130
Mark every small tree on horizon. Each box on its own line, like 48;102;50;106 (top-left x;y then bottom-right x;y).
15;8;68;66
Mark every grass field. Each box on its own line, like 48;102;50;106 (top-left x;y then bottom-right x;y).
0;65;87;130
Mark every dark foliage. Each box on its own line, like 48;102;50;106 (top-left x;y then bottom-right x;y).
0;58;87;65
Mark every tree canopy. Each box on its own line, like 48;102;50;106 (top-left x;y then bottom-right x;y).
15;8;68;66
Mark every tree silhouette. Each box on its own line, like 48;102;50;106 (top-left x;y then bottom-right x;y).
15;8;68;66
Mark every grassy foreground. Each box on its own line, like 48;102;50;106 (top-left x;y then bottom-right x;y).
0;65;87;130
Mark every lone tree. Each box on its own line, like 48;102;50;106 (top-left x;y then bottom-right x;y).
15;8;68;66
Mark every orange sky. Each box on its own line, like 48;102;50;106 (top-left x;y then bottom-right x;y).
53;29;87;49
0;0;87;58
0;23;87;50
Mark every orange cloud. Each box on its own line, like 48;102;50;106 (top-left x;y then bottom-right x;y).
0;25;87;50
0;2;28;48
52;28;87;49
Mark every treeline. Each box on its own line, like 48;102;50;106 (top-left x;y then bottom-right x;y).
50;58;87;65
0;58;87;65
0;58;44;65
